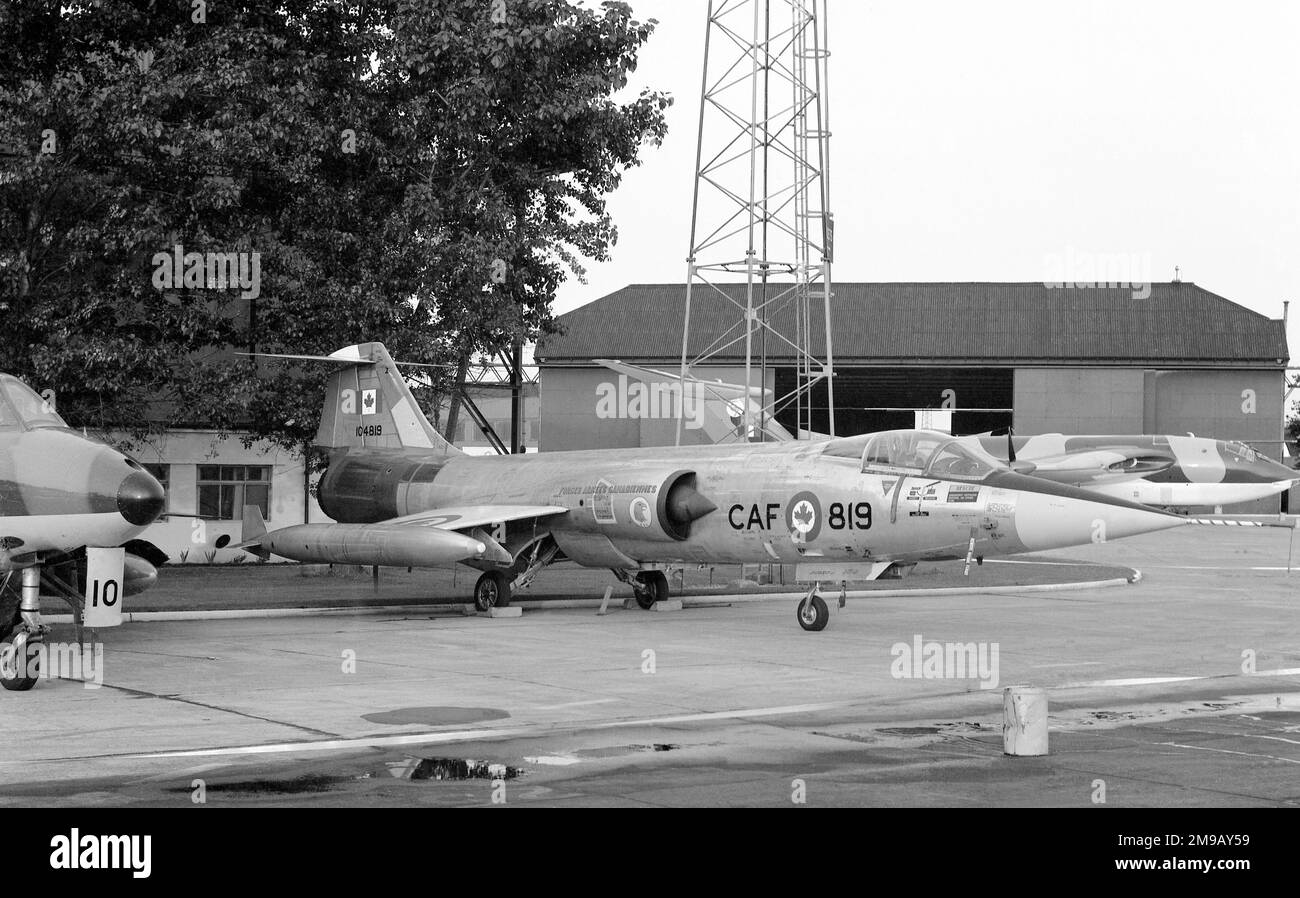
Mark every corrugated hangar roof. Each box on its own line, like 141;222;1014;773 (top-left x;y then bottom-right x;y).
537;282;1289;367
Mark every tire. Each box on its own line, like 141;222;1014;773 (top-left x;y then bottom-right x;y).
796;595;829;632
634;571;669;610
0;638;40;691
473;571;511;612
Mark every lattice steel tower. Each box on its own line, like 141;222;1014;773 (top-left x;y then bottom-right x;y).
677;0;835;444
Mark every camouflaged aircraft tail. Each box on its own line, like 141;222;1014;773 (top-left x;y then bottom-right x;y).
313;343;460;455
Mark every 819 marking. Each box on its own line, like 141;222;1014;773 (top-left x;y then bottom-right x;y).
828;502;872;530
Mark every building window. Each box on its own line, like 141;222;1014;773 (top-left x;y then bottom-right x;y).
141;463;170;512
197;465;270;521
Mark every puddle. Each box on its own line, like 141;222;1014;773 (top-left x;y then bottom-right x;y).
525;755;582;767
386;757;522;781
362;707;510;726
876;726;942;737
574;743;680;759
168;774;342;795
812;730;878;744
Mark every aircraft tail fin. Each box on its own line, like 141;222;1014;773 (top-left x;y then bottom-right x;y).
234;506;270;558
313;342;460;455
593;358;798;443
241;505;266;541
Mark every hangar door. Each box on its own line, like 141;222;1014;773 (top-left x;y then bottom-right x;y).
773;367;1014;437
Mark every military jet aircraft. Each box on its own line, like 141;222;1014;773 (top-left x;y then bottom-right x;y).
599;360;1298;511
0;373;166;690
238;342;1187;631
974;434;1296;510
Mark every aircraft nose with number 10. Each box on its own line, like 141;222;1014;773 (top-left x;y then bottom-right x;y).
238;343;1186;631
0;374;166;691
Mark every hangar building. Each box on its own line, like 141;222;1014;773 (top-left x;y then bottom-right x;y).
536;281;1291;509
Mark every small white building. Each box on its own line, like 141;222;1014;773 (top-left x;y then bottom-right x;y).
125;429;326;564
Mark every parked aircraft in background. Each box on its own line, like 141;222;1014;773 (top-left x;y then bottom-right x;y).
0;374;167;691
975;434;1297;510
598;361;1298;512
238;343;1187;631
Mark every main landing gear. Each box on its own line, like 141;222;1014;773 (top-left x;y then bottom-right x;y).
472;571;511;612
614;569;669;609
471;537;561;612
634;571;669;610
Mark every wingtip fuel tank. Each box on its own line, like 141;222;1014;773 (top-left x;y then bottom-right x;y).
256;522;488;568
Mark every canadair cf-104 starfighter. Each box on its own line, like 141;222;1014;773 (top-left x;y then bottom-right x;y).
238;343;1187;630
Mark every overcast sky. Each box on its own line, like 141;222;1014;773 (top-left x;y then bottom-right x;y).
555;0;1300;360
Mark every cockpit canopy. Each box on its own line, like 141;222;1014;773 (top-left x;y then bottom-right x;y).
824;429;1005;480
1223;439;1260;463
0;374;69;431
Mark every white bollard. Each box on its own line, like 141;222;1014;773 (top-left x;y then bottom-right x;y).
1002;686;1049;756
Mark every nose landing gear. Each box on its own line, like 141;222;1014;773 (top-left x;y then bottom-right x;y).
0;567;48;691
796;583;829;631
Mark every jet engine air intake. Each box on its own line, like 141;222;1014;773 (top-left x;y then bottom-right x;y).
659;471;716;540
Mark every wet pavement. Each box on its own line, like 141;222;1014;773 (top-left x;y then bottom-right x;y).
2;526;1297;807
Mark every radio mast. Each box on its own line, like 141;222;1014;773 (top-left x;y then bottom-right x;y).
677;0;835;444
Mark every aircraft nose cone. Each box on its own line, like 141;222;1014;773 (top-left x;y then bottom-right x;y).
1263;457;1299;483
1011;489;1185;550
989;471;1187;551
118;469;165;526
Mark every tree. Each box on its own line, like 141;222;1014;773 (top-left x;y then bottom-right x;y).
0;0;670;451
1285;401;1300;463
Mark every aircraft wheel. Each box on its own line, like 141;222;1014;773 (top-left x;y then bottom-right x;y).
796;595;829;632
634;571;668;610
473;571;511;612
632;583;654;610
0;636;40;691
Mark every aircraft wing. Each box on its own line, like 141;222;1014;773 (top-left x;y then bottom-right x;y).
382;504;569;531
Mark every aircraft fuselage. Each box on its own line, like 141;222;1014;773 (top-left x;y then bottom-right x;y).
318;439;1184;569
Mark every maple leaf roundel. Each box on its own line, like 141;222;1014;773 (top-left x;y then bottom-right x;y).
785;491;822;542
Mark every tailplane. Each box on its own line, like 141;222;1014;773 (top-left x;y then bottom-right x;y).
313;342;460;455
